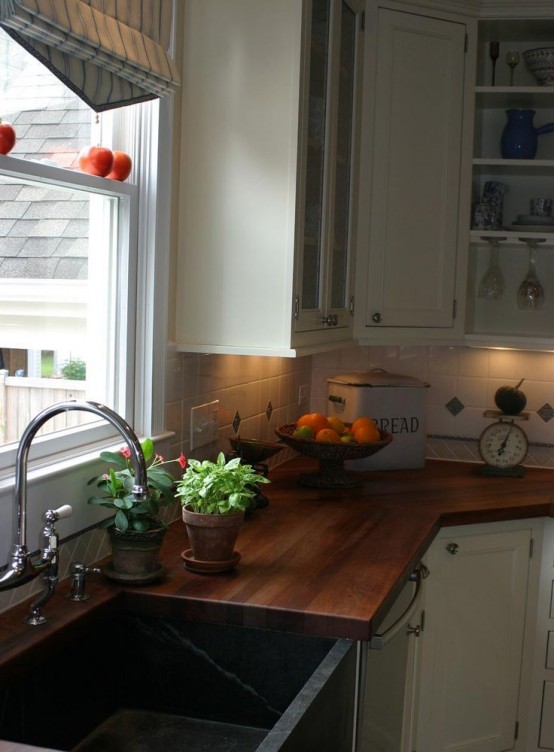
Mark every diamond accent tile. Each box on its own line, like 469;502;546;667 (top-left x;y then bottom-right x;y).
266;401;273;422
446;396;465;416
538;403;554;423
232;411;241;433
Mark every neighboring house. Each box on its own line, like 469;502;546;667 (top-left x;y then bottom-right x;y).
0;28;92;377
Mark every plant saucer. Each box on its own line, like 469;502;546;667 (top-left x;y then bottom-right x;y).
181;549;241;574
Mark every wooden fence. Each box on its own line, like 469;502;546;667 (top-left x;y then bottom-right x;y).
0;370;87;444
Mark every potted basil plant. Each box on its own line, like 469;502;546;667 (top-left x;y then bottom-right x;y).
176;452;270;572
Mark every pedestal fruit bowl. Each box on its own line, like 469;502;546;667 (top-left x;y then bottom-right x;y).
275;423;393;488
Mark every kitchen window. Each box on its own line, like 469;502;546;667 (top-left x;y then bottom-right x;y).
0;27;172;475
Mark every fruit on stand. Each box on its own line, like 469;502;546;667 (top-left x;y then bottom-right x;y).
315;428;341;443
327;416;345;435
494;379;527;415
293;425;315;440
106;150;132;181
340;432;356;443
0;119;16;155
78;145;114;177
296;413;330;435
293;413;380;444
350;417;381;443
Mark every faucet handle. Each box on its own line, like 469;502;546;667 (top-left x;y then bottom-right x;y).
47;504;73;521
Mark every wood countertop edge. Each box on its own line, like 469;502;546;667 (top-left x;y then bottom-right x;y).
0;458;553;675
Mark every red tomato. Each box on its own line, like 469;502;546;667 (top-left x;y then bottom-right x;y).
106;151;132;181
0;120;16;155
78;145;114;177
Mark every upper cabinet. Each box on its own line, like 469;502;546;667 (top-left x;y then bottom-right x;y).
354;3;474;344
465;17;554;350
174;0;363;357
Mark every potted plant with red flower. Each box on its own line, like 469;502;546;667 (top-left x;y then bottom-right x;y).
88;438;186;583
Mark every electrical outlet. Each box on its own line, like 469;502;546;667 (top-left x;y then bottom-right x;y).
298;384;309;405
190;400;219;450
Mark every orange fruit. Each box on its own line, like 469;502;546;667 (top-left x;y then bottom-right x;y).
354;422;381;444
293;425;315;440
315;428;341;443
297;412;330;434
327;416;345;435
351;416;376;435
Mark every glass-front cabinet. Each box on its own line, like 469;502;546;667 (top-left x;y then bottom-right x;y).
295;0;359;336
175;0;363;357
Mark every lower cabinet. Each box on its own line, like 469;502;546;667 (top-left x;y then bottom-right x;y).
359;519;542;752
524;516;554;752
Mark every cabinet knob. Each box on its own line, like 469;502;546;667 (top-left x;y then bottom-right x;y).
322;314;338;326
371;312;382;324
407;623;421;637
446;542;459;555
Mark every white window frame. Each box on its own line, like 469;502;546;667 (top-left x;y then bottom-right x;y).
0;95;173;477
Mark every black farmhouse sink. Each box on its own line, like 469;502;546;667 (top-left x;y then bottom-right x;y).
0;613;356;751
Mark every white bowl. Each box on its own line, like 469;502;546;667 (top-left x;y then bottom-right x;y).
523;47;554;86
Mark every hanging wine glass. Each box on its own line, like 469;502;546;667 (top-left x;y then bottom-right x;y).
478;236;505;300
505;50;520;86
517;237;545;310
489;41;500;86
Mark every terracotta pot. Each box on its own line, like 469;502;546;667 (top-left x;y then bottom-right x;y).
182;507;244;563
108;526;166;578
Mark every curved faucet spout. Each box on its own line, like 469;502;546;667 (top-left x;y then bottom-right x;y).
0;400;147;591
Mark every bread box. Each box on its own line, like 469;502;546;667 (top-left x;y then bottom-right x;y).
327;370;429;471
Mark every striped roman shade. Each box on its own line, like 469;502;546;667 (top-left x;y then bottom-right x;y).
0;0;180;111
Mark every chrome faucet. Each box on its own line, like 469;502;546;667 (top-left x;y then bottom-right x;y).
25;504;73;625
0;400;148;596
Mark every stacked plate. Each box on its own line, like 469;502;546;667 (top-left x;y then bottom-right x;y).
511;215;554;233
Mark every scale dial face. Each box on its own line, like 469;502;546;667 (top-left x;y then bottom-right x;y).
478;421;528;469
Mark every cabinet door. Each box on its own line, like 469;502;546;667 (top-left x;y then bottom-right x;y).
360;578;423;752
294;0;361;335
363;9;466;329
415;527;531;752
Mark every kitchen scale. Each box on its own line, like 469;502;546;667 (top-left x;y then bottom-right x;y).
478;411;529;477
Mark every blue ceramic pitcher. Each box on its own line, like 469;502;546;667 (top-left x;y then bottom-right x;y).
501;109;554;159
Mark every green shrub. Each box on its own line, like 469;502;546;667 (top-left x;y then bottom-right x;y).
60;358;86;380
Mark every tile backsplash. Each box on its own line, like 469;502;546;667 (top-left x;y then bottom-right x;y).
168;344;554;469
311;345;554;468
165;350;311;465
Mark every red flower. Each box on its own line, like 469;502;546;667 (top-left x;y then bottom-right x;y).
178;453;187;469
119;446;132;459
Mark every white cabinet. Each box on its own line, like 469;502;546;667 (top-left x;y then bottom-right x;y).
522;517;554;752
415;521;535;752
354;4;473;344
174;0;363;357
359;519;541;752
359;572;424;752
465;17;554;350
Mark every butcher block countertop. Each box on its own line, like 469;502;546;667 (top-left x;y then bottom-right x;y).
1;457;554;678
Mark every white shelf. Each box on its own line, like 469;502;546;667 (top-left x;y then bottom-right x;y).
473;158;554;173
470;230;554;242
475;86;554;108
